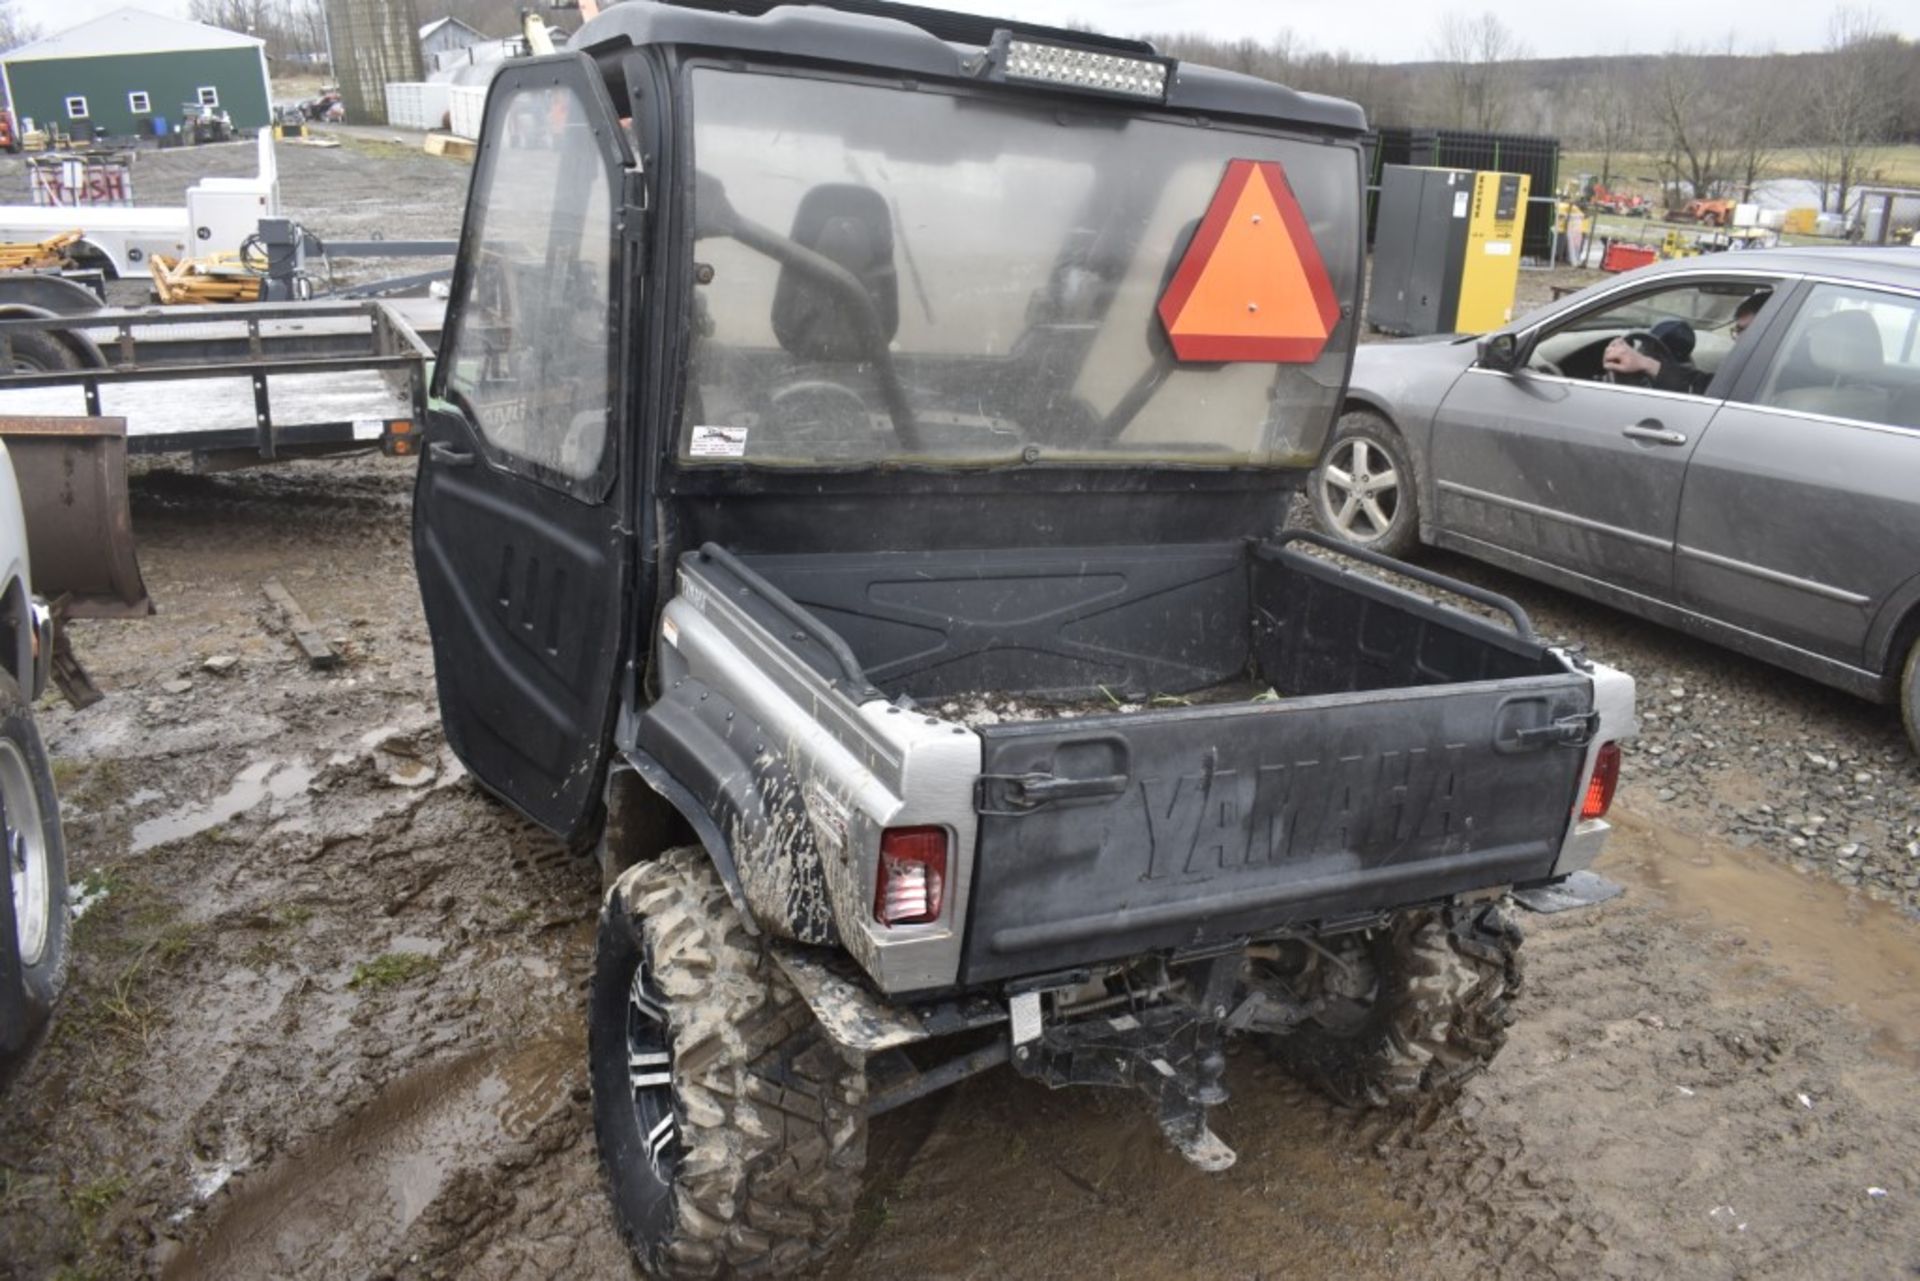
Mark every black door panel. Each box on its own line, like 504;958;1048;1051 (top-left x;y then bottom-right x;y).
412;54;636;840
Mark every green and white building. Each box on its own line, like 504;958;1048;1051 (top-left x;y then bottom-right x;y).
1;9;271;139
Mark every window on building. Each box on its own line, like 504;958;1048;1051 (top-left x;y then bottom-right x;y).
64;96;88;119
128;91;151;114
197;86;219;107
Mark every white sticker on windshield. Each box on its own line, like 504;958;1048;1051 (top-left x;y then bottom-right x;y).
689;425;748;458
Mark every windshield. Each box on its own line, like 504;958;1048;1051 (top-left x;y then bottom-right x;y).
681;67;1360;469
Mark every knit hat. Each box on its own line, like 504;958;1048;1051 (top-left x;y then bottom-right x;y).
1649;318;1697;362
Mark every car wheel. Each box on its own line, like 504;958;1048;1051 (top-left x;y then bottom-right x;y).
1901;637;1920;755
1311;411;1419;559
0;672;68;1061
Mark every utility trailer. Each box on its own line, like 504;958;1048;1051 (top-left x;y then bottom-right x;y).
0;298;438;464
403;2;1639;1274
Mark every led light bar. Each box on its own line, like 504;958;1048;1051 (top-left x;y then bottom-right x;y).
991;33;1174;102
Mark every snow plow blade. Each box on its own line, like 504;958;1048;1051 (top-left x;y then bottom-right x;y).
0;416;151;618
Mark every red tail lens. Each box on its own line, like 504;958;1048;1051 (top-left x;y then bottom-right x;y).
1580;742;1621;821
874;826;947;926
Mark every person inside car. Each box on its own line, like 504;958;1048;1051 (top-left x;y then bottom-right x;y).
1601;317;1707;393
1731;289;1771;340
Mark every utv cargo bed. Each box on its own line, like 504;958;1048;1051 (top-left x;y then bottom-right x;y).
653;532;1603;987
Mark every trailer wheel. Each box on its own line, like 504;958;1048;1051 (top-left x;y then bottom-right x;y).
1260;903;1522;1108
0;672;68;1061
590;847;866;1278
0;325;80;375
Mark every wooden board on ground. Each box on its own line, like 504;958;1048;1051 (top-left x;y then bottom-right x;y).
263;576;340;670
424;133;476;161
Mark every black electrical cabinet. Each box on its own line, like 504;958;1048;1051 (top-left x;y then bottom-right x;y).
1366;165;1473;336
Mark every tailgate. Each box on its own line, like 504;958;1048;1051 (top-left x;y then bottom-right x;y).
960;674;1591;983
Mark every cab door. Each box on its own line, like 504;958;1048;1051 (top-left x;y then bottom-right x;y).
412;54;638;839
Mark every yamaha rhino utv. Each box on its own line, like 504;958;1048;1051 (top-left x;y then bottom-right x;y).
411;1;1636;1273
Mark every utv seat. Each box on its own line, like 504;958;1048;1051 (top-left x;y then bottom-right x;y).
770;183;899;362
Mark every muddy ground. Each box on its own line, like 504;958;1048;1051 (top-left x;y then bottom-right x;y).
2;134;1918;1281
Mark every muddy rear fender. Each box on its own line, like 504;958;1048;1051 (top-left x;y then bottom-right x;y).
0;417;151;620
628;677;840;947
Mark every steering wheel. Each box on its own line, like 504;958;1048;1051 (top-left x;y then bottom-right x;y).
764;378;886;458
1601;329;1674;387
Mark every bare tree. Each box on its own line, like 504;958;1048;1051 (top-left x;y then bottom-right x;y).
1650;46;1737;207
1430;12;1527;132
1577;59;1641;189
0;0;39;51
1806;7;1903;216
1722;53;1794;201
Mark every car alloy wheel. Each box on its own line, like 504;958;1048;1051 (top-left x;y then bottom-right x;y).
1320;436;1401;544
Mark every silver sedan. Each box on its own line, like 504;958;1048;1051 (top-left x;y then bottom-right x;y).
1313;247;1920;749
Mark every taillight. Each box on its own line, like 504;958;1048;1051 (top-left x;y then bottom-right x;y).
1580;742;1621;821
874;826;947;926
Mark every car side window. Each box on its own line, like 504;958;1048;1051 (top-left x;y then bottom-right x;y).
1526;280;1776;395
443;83;615;486
1751;284;1920;429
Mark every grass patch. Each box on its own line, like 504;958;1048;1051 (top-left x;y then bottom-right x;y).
64;1172;127;1237
52;758;127;810
349;951;440;991
269;903;315;928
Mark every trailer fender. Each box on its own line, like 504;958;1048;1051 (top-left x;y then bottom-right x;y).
0;303;106;371
630;677;841;947
0;273;106;317
0;416;150;618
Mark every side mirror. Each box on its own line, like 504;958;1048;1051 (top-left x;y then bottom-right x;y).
1478;332;1519;372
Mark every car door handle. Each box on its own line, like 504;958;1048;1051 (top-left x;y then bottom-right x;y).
428;441;476;467
1622;425;1688;446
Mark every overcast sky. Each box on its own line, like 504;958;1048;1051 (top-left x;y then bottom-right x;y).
13;0;1918;63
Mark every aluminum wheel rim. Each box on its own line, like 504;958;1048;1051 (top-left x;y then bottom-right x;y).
624;956;682;1181
1320;438;1401;543
0;738;50;967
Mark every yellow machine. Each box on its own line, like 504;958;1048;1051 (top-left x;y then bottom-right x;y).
1455;170;1529;333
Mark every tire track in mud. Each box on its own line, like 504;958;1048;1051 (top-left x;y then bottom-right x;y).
162;1036;579;1281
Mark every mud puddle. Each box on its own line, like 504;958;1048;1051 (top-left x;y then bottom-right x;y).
132;760;316;853
1605;809;1920;1064
162;1031;580;1281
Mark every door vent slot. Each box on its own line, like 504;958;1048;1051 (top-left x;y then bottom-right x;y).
546;569;567;655
495;543;515;609
521;554;542;631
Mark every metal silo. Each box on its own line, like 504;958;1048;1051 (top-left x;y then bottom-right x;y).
323;0;425;126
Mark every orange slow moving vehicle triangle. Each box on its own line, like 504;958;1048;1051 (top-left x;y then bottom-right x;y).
1157;159;1340;363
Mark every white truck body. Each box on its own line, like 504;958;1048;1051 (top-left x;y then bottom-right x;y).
0;130;279;278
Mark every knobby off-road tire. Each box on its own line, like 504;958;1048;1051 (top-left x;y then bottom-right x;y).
590;846;866;1278
1266;903;1522;1108
1309;410;1420;560
0;671;68;1060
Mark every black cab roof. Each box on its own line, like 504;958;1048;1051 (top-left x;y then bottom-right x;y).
573;0;1370;137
